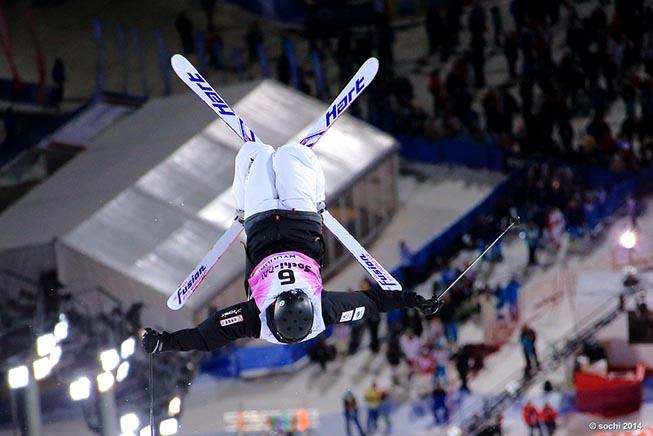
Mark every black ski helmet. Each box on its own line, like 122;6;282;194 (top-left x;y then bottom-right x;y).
266;289;314;343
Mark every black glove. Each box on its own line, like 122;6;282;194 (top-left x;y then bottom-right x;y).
141;328;164;354
415;295;444;316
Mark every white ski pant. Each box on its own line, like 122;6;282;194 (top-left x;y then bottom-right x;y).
233;141;326;219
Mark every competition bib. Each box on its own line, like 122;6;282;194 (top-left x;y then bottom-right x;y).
248;251;325;344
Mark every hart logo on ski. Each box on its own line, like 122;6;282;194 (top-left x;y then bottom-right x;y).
186;72;235;116
325;77;366;127
176;264;207;304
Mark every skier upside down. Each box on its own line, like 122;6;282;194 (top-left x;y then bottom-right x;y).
142;141;442;354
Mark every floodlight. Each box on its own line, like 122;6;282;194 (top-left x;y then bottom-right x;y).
54;319;69;342
97;372;115;393
121;337;136;359
447;426;463;436
37;333;56;357
100;349;120;371
69;377;91;401
139;426;152;436
160;418;179;435
120;412;140;434
33;357;53;380
7;365;29;389
116;361;130;382
619;229;637;249
49;345;62;366
168;396;181;416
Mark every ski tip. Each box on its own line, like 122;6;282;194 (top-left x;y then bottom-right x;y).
364;57;380;73
167;294;183;311
170;53;188;69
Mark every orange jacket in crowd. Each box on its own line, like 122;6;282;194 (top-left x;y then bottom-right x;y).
522;402;539;426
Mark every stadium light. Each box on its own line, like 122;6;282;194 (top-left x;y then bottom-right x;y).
7;365;29;389
116;361;130;382
37;333;56;357
33;357;53;380
168;396;181;416
120;412;140;434
120;337;136;359
97;372;115;393
139;426;152;436
619;229;637;249
49;345;62;366
54;317;69;342
69;377;91;401
160;417;179;435
100;349;120;371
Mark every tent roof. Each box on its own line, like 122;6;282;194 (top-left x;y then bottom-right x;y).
0;80;397;310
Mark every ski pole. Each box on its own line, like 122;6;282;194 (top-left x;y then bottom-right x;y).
436;217;520;301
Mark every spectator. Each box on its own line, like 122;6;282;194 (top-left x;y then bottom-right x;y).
520;324;541;377
504;32;519;79
540;403;557;435
427;69;442;116
522;401;542;436
334;323;350;360
386;326;403;382
503;275;521;321
307;337;336;370
490;6;503;47
453;345;470;391
245;22;263;65
51;58;66;106
400;330;421;365
431;383;449;425
545;206;566;251
364;382;383;433
379;388;393;433
200;0;216;29
439;296;458;344
398;240;414;286
343;391;365;436
425;6;443;57
366;311;381;353
404;308;423;338
175;11;195;55
524;220;541;266
432;341;449;386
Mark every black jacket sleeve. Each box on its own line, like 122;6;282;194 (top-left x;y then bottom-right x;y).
161;300;261;352
321;288;421;325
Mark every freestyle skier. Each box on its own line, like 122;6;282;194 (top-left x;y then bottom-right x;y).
142;140;443;354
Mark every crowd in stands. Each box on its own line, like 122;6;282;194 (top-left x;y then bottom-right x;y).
173;0;653;173
305;152;643;433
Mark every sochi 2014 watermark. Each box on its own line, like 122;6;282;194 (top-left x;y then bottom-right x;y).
588;421;643;431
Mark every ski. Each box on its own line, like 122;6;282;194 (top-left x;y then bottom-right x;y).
322;211;401;291
167;218;244;310
171;54;257;143
169;54;396;309
299;57;378;147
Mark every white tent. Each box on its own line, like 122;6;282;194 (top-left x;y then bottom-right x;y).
0;80;398;329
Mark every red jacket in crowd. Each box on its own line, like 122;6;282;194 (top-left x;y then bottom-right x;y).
522;402;539;426
539;404;557;424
